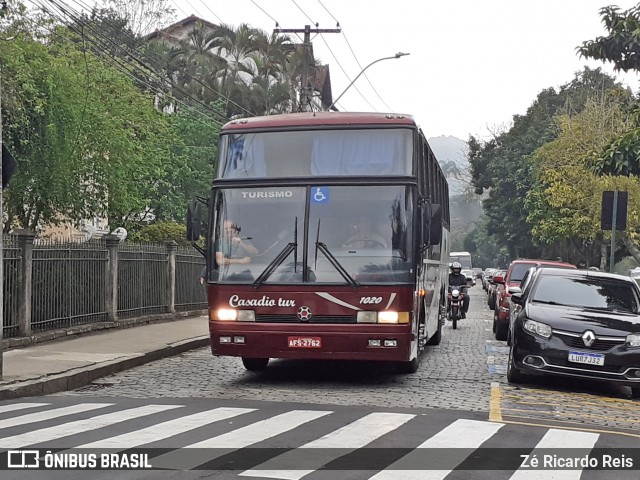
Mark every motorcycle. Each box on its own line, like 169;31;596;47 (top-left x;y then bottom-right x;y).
447;286;465;329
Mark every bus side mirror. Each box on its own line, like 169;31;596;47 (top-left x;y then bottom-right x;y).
425;203;442;246
186;201;202;242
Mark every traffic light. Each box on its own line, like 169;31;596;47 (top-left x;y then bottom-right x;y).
2;144;16;189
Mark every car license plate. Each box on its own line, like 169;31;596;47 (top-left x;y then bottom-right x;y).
568;351;604;366
288;336;321;348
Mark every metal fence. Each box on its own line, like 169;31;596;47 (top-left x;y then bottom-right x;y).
2;236;21;338
117;243;168;319
176;246;207;312
2;235;206;338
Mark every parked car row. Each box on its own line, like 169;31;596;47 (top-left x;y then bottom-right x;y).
481;261;640;398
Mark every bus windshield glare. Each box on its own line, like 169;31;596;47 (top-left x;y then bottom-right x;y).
217;129;413;178
210;185;414;284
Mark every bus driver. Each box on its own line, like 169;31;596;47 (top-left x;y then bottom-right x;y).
343;215;388;249
216;220;258;266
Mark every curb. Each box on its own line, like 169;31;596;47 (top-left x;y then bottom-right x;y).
0;336;210;400
2;310;207;351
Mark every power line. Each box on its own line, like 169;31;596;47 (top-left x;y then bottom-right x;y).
249;0;279;27
195;0;225;24
24;3;221;137
65;0;256;118
317;34;377;111
290;0;316;26
31;0;226;127
315;0;392;112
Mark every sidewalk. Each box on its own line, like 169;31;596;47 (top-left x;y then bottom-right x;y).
0;315;210;400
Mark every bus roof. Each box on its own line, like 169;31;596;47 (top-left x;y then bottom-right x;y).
221;112;416;131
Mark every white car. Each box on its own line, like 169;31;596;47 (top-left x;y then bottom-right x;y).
461;269;476;286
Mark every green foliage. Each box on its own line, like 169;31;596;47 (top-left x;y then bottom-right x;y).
527;97;634;244
579;5;640;177
129;222;191;246
578;5;640;72
468;68;623;258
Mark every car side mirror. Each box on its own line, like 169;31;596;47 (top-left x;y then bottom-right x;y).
493;275;505;284
509;287;523;304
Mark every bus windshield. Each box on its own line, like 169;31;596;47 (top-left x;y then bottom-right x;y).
210;185;414;284
449;252;472;269
217;129;413;178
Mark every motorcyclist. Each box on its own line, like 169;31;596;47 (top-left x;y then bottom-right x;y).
448;262;470;318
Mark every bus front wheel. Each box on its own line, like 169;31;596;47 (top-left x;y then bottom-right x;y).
242;357;269;371
396;354;420;374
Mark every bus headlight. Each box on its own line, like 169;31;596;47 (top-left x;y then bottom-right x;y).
377;312;410;324
357;311;410;324
213;309;255;321
377;311;399;323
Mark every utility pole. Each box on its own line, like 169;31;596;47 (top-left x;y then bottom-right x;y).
274;25;340;112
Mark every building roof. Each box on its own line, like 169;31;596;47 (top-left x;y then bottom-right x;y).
145;14;217;41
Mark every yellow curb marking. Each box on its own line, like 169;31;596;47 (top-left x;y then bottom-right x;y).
497;418;640;439
489;381;502;422
500;407;640;424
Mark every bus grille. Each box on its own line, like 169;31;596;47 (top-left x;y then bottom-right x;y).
255;314;356;324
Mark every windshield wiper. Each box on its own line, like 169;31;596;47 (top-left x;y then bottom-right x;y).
252;217;298;288
315;241;359;288
532;300;566;306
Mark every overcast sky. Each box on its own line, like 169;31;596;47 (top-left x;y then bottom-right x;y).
170;0;640;140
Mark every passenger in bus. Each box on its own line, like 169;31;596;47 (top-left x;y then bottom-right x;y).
343;216;388;249
215;220;258;266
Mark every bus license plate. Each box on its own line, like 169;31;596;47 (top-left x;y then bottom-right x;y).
288;337;321;348
568;351;604;366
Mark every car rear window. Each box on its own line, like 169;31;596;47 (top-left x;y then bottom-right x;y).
509;263;535;282
532;276;640;313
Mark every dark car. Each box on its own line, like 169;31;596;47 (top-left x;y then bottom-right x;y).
493;259;576;340
506;268;640;398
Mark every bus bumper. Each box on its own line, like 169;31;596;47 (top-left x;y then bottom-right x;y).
209;321;413;362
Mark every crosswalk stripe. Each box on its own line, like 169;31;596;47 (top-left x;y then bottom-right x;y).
509;429;600;480
0;404;182;448
151;409;333;470
0;403;50;414
240;412;415;480
75;407;256;449
369;418;505;480
0;403;112;431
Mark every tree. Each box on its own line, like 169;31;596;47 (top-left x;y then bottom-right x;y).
468;67;623;258
578;5;640;73
0;28;202;231
525;94;639;265
578;4;640;176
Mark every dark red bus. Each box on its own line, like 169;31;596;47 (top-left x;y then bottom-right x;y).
189;112;450;373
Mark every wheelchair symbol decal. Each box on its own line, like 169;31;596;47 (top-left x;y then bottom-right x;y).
311;187;329;204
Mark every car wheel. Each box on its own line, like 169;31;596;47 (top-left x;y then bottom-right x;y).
495;314;508;341
242;357;269;371
631;386;640;399
507;346;527;384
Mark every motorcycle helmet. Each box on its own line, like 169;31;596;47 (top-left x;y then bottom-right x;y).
450;262;462;275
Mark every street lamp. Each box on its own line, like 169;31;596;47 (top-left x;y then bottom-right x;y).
328;52;410;111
